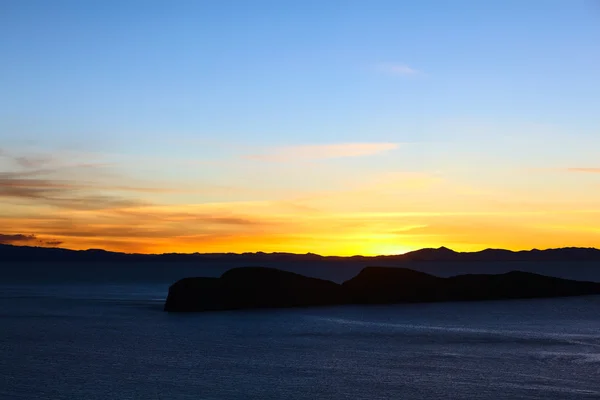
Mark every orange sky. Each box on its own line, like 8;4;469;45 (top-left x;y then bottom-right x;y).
1;137;599;255
2;2;599;255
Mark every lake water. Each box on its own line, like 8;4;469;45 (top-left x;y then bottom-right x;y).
1;275;600;399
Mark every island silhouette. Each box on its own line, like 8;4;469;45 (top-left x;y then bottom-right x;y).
164;266;600;312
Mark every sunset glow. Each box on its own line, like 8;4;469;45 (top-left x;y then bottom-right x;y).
1;1;599;255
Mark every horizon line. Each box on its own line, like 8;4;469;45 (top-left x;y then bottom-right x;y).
1;243;598;258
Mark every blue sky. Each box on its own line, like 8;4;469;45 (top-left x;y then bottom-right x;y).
0;0;599;254
3;1;599;148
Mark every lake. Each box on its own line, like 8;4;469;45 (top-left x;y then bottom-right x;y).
1;266;600;399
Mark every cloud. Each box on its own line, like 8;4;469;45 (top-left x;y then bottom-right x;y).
0;147;57;169
0;202;279;243
0;233;36;243
568;168;600;174
0;148;292;252
376;63;421;77
0;176;149;210
0;233;62;246
0;153;181;210
247;142;399;162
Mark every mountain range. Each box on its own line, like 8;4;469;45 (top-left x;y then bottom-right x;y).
2;243;600;263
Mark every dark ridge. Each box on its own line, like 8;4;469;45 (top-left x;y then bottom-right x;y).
3;242;600;263
164;266;600;312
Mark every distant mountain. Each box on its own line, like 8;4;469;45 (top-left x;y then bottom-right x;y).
2;243;600;263
394;246;600;262
0;244;600;265
4;243;600;285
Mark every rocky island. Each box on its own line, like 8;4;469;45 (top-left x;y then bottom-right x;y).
164;266;600;312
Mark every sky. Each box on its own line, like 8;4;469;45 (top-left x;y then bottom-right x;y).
1;0;599;255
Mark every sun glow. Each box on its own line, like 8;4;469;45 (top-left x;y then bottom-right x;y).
363;244;418;256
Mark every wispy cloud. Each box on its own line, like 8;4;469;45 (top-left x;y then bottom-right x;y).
247;142;399;162
0;175;150;210
0;201;284;253
0;148;186;211
568;168;600;174
376;62;421;77
0;147;99;170
0;233;62;246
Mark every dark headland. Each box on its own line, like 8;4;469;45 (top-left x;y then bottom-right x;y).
164;266;600;312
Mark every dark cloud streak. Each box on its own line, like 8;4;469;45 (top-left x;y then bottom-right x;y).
0;177;148;210
0;233;37;243
0;233;62;246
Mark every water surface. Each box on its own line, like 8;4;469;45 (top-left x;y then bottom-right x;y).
1;280;600;399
